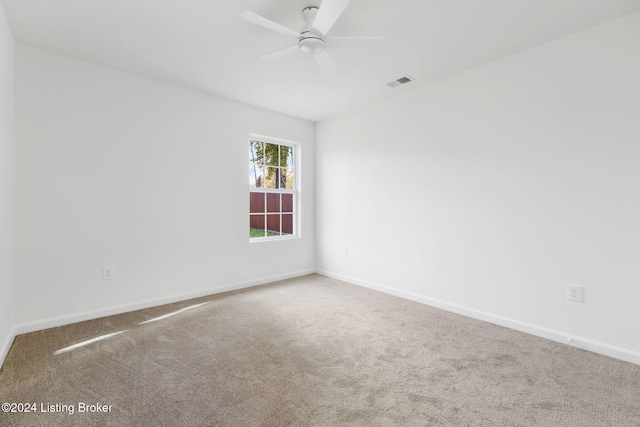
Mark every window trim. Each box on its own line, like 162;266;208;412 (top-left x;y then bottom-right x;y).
249;133;300;242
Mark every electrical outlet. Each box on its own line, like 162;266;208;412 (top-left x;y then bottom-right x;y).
103;266;115;280
567;284;584;303
342;248;348;257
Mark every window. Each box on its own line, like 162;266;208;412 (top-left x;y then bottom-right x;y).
249;136;297;240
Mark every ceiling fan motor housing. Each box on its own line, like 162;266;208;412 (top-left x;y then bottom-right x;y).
299;7;326;54
299;35;325;54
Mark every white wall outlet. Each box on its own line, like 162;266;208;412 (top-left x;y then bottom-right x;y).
342;248;348;257
103;266;115;280
567;284;584;303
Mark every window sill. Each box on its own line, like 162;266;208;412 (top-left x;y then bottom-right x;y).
250;235;299;243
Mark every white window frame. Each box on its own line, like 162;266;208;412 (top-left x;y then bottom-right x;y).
249;134;300;242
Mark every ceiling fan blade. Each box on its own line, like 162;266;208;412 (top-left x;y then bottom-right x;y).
259;45;299;61
241;11;300;38
326;36;385;40
310;0;349;37
326;36;384;50
313;50;337;73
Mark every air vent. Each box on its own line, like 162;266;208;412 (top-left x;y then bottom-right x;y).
387;75;415;88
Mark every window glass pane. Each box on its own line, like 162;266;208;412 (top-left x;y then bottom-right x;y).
249;163;265;188
282;194;293;213
283;146;293;169
266;193;280;213
266;214;281;235
264;166;279;188
250;192;265;213
249;140;259;160
250;215;265;237
249;163;256;188
282;214;293;235
284;166;294;190
249;140;262;164
249;141;264;188
265;143;279;166
278;168;287;189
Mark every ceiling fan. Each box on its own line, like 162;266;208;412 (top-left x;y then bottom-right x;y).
241;0;380;72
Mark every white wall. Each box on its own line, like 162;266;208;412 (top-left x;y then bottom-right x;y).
0;1;15;363
316;12;640;361
14;45;315;328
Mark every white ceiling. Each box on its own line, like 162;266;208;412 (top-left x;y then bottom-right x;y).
3;0;640;121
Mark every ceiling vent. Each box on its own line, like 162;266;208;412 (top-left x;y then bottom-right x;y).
387;75;415;88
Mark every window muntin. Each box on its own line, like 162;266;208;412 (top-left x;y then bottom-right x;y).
249;138;296;240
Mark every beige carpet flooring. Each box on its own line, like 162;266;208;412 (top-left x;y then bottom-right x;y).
1;274;639;426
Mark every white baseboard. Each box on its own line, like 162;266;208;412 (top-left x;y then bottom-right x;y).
14;269;315;336
0;325;17;369
316;269;640;366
